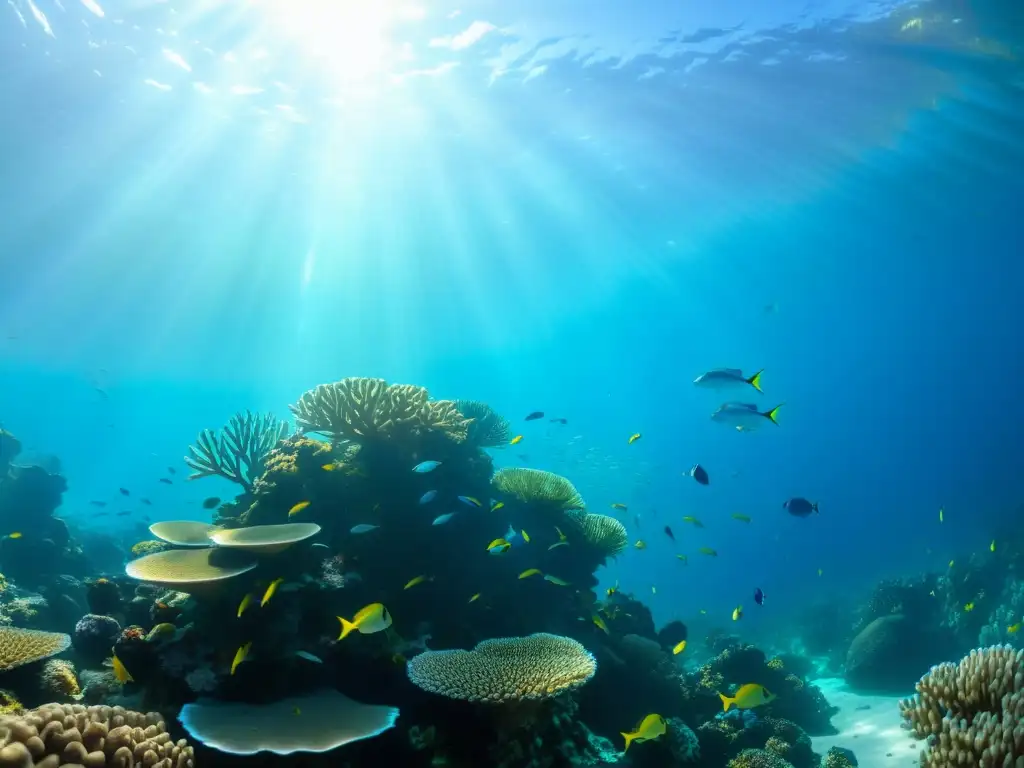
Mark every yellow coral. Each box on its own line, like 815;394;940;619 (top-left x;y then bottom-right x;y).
406;633;597;703
0;691;21;717
0;627;70;671
491;468;585;511
39;659;80;698
131;540;171;557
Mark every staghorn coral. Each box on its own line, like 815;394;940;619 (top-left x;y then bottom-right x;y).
0;702;194;767
289;377;470;443
492;468;585;511
0;627;70;671
455;400;512;447
899;644;1024;766
184;410;288;491
406;632;597;703
39;659;81;699
567;512;628;559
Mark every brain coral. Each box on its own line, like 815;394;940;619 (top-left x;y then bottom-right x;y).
0;703;194;767
0;628;70;672
406;632;597;703
491;468;585;511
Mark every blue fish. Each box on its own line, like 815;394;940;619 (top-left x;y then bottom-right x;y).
350;524;379;534
457;496;482;508
432;512;456;526
754;588;765;606
504;525;527;549
419;490;437;504
413;461;442;473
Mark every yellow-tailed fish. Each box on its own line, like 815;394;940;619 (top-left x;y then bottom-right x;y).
699;547;717;556
544;574;571;586
592;614;610;634
337;603;392;640
939;506;944;523
237;593;253;618
491;501;505;512
510;435;524;445
468;593;481;603
404;575;432;590
634;540;646;550
683;516;704;528
673;640;687;655
964;602;975;612
261;578;285;607
230;642;252;675
676;554;688;564
621;714;666;751
719;683;776;711
1008;623;1021;634
518;568;543;580
991;540;996;553
521;530;530;543
628;433;642;444
288;501;311;517
112;652;133;683
731;513;751;523
487;538;511;554
732;605;743;621
611;503;628;511
548;541;569;550
607;580;619;596
555;526;567;541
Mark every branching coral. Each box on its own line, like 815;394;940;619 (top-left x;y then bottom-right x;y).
454;400;511;447
567;512;628;559
491;468;585;511
289;378;470;443
899;644;1024;766
407;633;597;703
184;410;288;491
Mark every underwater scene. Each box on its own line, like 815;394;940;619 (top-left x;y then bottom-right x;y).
1;0;1024;765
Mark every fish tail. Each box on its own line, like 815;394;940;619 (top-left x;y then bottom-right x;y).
812;503;819;514
765;403;784;424
337;616;357;640
747;369;764;393
621;732;634;752
719;692;734;712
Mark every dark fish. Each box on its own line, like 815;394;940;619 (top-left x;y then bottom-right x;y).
663;525;675;541
168;467;176;475
159;478;173;485
95;512;109;517
94;387;109;400
202;497;221;510
549;418;567;424
119;488;130;496
783;498;818;517
689;464;709;485
89;501;107;507
524;411;544;421
141;515;150;522
116;511;132;516
754;588;765;606
140;498;152;506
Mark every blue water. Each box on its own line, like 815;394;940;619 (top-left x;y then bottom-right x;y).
1;0;1022;644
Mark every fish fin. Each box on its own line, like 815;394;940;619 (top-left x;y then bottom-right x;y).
765;403;784;424
337;616;358;640
621;732;634;752
812;503;819;514
747;369;764;393
719;692;733;712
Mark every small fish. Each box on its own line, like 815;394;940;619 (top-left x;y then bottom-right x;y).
964;602;975;612
693;368;764;393
651;585;657;595
419;490;437;504
202;497;220;510
676;554;688;564
412;461;442;473
628;433;642;444
699;547;717;557
337;603;392;640
549;418;567;424
713;402;784;431
116;511;131;516
611;503;628;511
112;652;134;683
457;496;482;508
468;593;481;603
548;541;569;550
700;609;707;614
518;568;543;579
490;501;505;512
524;411;545;421
95;512;109;517
237;594;253;618
949;560;955;568
155;601;169;610
521;529;530;543
731;513;751;523
432;512;456;526
404;575;432;590
6;532;21;539
89;501;107;507
293;707;302;715
688;464;709;485
167;467;176;475
555;526;567;541
119;488;130;496
1008;623;1021;634
634;540;646;550
350;524;379;534
592;614;610;634
754;588;765;606
719;683;776;711
231;642;252;675
673;640;687;655
783;497;818;517
663;526;675;541
487;537;511;553
621;714;667;752
817;568;823;576
991;540;996;553
683;516;704;528
510;435;523;445
159;478;173;485
140;498;152;506
732;605;743;621
261;578;285;607
939;507;944;523
607;581;619;596
288;501;311;517
321;462;337;471
544;574;571;586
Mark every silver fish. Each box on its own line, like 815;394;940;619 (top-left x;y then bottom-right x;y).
432;512;456;526
350;524;379;534
694;368;763;393
711;402;783;431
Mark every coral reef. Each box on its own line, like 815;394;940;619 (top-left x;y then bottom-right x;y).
185;410;288;491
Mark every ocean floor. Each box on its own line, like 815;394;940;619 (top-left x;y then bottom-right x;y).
810;678;921;767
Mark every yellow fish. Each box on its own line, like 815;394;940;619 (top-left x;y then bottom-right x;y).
518;568;543;580
555;526;567;541
544;575;571;586
230;642;252;675
1007;623;1021;634
321;463;336;471
548;541;569;550
991;540;996;553
592;614;610;634
628;433;642;445
468;593;481;603
683;516;704;528
491;501;505;512
607;580;619;596
732;605;743;621
261;578;285;607
964;602;975;612
521;530;530;543
338;603;392;640
939;506;944;523
486;538;511;554
611;503;628;511
699;547;717;556
510;435;524;445
676;554;688;564
731;513;751;523
236;593;253;618
719;683;776;711
634;540;646;550
673;640;687;655
7;532;21;540
288;501;311;517
949;560;955;568
404;575;432;590
111;652;133;683
621;713;666;752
